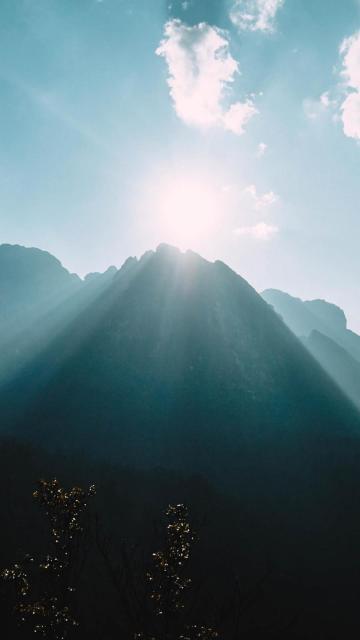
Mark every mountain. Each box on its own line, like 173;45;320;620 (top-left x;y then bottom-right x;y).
84;265;118;284
262;288;360;361
0;244;81;337
0;244;119;385
262;288;360;407
3;244;360;480
3;244;360;635
0;244;119;335
305;330;360;408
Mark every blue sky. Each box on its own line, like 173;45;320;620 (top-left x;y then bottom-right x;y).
1;0;360;330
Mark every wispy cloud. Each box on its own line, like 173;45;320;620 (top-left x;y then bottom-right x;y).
256;142;267;157
242;184;278;210
230;183;279;239
230;0;284;32
234;222;279;239
303;92;334;120
308;31;360;141
339;30;360;141
156;19;257;134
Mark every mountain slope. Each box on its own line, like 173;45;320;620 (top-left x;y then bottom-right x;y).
262;288;360;407
304;330;360;409
262;288;360;361
0;244;81;335
0;244;119;385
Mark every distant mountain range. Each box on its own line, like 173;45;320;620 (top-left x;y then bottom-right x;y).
262;289;360;409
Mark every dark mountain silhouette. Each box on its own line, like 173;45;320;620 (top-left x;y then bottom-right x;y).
262;288;360;407
2;243;360;483
2;244;360;636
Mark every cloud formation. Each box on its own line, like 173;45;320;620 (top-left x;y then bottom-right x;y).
243;184;278;210
232;183;279;240
339;31;360;140
230;0;284;32
234;222;279;239
156;19;257;134
256;142;267;157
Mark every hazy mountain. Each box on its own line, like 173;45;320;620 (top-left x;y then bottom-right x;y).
0;244;81;336
262;288;360;407
0;244;120;335
304;330;360;409
84;265;118;284
0;243;118;385
262;288;360;361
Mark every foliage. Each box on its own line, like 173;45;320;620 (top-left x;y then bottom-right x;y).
1;479;95;639
120;503;218;640
2;480;219;639
147;504;195;616
1;470;293;639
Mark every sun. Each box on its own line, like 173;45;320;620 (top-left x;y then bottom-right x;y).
145;170;223;249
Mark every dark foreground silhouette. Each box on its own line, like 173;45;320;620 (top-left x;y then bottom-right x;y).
0;442;311;640
3;440;360;638
2;480;221;639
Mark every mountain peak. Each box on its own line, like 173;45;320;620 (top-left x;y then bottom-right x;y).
156;243;182;258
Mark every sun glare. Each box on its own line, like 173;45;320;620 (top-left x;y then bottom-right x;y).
148;172;223;249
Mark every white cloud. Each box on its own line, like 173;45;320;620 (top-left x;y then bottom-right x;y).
339;31;360;140
256;142;267;157
230;0;284;32
243;184;278;210
340;31;360;89
234;222;279;239
222;100;258;134
156;19;257;134
341;92;360;139
320;92;331;108
231;182;279;239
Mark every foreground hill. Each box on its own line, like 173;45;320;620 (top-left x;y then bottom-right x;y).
262;288;360;408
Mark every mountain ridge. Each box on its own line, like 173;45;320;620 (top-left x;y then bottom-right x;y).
262;287;360;408
2;243;360;489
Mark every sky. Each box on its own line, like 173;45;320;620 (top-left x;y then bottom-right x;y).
1;0;360;330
